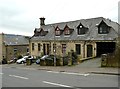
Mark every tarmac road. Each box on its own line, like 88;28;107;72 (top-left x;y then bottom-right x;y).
1;65;119;88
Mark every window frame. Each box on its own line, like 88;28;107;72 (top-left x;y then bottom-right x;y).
55;27;61;36
64;26;70;35
75;44;81;55
32;43;34;51
77;24;88;35
38;43;41;51
62;44;66;53
98;21;110;34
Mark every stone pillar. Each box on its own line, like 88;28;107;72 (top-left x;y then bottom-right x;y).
101;54;107;67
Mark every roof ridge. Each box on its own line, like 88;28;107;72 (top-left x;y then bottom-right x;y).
45;17;105;26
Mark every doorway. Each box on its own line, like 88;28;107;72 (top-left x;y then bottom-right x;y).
96;42;116;57
87;45;93;57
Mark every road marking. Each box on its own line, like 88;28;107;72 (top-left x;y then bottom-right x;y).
43;81;72;88
46;71;89;76
9;75;29;80
47;71;59;73
62;72;89;76
0;73;3;75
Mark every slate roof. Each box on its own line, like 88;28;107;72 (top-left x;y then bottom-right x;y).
3;34;29;46
31;17;119;41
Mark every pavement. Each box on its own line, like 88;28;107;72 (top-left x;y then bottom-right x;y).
1;63;120;76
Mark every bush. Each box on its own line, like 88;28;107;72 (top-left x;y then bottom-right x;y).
63;56;69;66
71;50;78;64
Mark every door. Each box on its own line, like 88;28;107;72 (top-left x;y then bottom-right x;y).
87;45;93;57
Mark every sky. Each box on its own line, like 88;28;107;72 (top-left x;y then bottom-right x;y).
0;0;119;36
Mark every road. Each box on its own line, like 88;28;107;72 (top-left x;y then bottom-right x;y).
1;66;119;89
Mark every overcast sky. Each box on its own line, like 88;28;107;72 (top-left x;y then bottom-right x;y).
0;0;119;36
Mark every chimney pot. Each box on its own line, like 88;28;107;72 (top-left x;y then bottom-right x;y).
39;17;45;26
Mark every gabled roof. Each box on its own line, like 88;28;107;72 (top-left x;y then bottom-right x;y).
3;34;29;46
31;17;119;41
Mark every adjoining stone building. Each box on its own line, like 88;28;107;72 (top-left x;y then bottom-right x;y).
0;33;29;62
30;17;119;60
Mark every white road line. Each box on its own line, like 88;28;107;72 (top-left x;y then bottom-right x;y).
62;72;90;76
43;81;72;88
9;75;29;80
0;73;3;75
47;71;59;73
46;70;89;76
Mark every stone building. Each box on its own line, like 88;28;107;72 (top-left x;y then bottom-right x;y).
30;17;119;60
0;33;29;62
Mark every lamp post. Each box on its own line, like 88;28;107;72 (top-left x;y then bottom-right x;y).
51;25;56;66
53;49;56;66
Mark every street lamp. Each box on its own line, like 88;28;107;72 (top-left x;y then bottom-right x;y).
51;25;56;66
53;49;56;66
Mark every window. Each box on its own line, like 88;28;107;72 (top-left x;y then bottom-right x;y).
78;28;85;35
47;44;50;55
38;43;40;51
32;43;34;51
98;21;110;34
27;48;29;53
65;29;70;35
55;27;61;36
14;48;17;52
64;26;70;35
98;26;109;34
14;48;17;55
77;25;88;35
75;44;81;55
62;44;66;53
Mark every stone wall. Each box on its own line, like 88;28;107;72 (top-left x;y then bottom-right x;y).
5;45;29;61
30;40;97;60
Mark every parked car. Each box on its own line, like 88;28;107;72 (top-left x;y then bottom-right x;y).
36;55;48;64
8;58;17;64
36;59;40;64
27;55;35;63
40;55;49;60
16;56;28;64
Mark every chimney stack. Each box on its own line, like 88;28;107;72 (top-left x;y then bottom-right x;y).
39;17;45;27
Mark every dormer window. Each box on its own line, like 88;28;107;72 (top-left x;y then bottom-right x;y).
98;20;110;34
64;25;70;35
65;28;70;35
55;27;61;36
77;23;88;35
64;25;73;35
